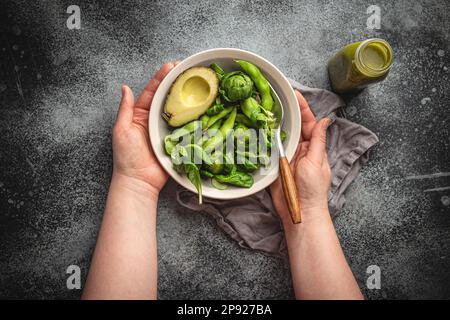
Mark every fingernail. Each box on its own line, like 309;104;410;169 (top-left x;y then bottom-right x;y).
323;118;331;128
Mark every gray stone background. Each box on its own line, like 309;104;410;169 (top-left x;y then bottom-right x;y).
0;0;449;299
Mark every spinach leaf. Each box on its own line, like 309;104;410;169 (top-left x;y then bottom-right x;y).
214;171;254;188
200;170;214;179
238;158;259;173
205;152;224;174
184;163;203;204
223;153;237;174
211;177;228;190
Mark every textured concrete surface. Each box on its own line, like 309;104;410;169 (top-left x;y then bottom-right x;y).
0;0;449;299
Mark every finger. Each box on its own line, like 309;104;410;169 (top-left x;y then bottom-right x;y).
115;85;135;127
295;90;316;141
323;151;331;175
135;62;176;111
291;141;306;168
297;142;309;162
294;142;309;170
306;118;330;166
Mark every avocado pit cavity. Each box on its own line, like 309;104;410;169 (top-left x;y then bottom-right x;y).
181;76;211;106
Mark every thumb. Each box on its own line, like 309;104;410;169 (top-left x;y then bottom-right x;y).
306;118;330;166
116;85;135;126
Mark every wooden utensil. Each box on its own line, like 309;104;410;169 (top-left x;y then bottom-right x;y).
269;84;302;224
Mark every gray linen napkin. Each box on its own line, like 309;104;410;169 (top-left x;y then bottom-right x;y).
176;79;379;257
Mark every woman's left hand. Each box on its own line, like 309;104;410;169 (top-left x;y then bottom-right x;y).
112;62;177;197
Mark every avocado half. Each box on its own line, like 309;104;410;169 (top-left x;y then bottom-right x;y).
163;67;219;127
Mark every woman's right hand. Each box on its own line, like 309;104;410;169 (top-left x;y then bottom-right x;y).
271;93;364;300
270;90;331;227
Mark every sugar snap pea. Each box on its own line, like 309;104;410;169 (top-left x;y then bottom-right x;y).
241;97;271;128
219;107;237;137
206;103;225;116
203;107;237;152
235;113;256;128
209;119;222;130
210;63;225;78
205;106;233;130
236;60;274;111
200;114;210;128
169;120;201;141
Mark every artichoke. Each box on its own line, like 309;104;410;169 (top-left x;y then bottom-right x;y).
220;71;253;102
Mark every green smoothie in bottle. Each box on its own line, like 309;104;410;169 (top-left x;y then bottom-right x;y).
328;38;393;93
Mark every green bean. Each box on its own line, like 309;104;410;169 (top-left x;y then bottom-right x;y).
234;122;250;152
241;97;271;128
185;144;212;166
200;114;210;128
236;60;274;111
203;107;237;151
169;120;201;141
235;113;256;128
206;103;225;116
210;119;222;130
209;119;222;131
220;107;237;137
205;106;233;130
197;119;222;146
210;63;225;78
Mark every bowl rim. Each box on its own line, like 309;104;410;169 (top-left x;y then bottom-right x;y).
149;48;301;200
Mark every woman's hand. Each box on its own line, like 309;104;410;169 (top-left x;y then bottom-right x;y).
271;90;331;227
83;62;179;300
270;91;363;300
112;62;177;197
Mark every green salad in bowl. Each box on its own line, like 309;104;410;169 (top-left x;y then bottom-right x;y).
161;60;286;204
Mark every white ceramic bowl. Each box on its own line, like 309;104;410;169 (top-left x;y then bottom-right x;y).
149;48;300;200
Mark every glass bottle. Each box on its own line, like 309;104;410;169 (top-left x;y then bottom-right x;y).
328;38;393;93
